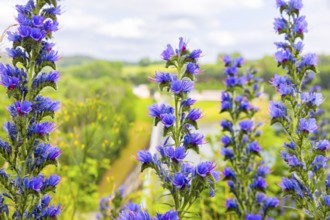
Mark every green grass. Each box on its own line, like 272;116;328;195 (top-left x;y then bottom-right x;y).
198;101;221;124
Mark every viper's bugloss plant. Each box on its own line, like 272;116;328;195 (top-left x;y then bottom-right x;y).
220;55;279;219
133;37;219;219
97;187;124;220
272;0;330;218
0;0;61;219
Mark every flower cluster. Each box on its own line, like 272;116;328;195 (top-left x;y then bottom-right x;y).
118;203;181;220
0;0;61;218
271;0;330;218
97;187;124;220
220;55;279;218
136;38;219;218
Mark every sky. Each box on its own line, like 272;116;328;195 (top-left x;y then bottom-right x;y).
0;0;330;63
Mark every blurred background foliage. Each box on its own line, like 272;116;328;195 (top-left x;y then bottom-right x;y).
0;52;330;219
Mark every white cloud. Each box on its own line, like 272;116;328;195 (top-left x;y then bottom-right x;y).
207;31;236;47
96;18;145;39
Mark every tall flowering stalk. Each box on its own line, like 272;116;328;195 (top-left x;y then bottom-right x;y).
136;38;219;219
220;55;279;219
271;0;330;218
0;0;61;219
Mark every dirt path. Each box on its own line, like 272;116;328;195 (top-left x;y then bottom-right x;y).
98;121;152;196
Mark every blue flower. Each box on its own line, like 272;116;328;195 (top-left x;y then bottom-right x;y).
171;80;194;94
6;48;27;60
256;193;266;205
263;197;279;211
275;49;293;64
312;140;329;152
183;133;204;148
311;155;328;172
274;18;287;33
155;210;179;220
43;175;60;188
119;204;152;220
8;101;32;117
223;55;232;66
181;81;194;93
0;75;20;90
221;136;231;147
189;49;202;61
246;214;262;220
0;140;12;157
172;173;190;189
293;16;308;35
196;161;218;178
0;169;9;181
226;199;239;212
4;122;18;141
276;0;286;8
46;147;61;160
324;195;330;207
43;6;62;17
34;143;61;161
221;92;232;112
225;76;242;88
281;178;295;191
234;57;244;67
281;177;304;198
30;122;54;136
251;177;267;191
177;37;187;54
43;20;59;33
326;175;330;189
32;15;44;27
223;167;236;180
181;98;196;108
298;118;317;134
220;120;233;132
155;72;175;84
32;71;60;89
186;108;202;121
164;146;186;162
41;195;52;208
293;41;304;53
299;53;318;68
33;96;60;114
236;96;255;112
239;120;254;133
288;0;303;11
26;176;44;192
161;114;176;128
257;166;270;176
137;151;153;164
284;142;297;150
42;205;61;218
30;28;45;41
18;25;31;38
221;148;234;160
148;104;174;119
269;101;287;120
225;67;238;76
281;152;304;168
301;92;323;107
271;75;295;96
228;180;235;190
186;63;200;75
247;142;262;154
